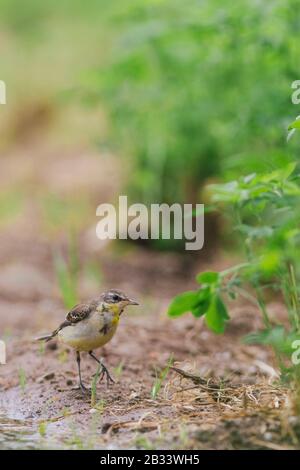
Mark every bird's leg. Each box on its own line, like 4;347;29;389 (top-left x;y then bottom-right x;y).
89;351;115;387
76;351;89;393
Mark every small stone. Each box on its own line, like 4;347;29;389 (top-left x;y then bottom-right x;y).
128;391;139;400
36;372;55;383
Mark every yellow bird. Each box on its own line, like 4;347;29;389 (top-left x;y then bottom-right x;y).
37;289;139;392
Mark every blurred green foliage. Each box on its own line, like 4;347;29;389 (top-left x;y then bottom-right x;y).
1;0;300;253
0;0;104;36
1;0;299;205
88;0;299;204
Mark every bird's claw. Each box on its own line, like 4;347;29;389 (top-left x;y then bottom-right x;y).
98;364;115;387
71;383;90;395
80;385;90;394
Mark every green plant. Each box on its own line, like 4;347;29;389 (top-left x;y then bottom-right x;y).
38;341;46;356
90;364;102;408
151;354;173;399
18;367;26;391
93;399;106;413
38;421;47;437
87;0;298;208
133;435;155;450
113;360;124;378
168;271;230;333
168;160;300;379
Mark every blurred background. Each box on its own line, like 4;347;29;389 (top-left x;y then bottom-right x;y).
0;0;298;326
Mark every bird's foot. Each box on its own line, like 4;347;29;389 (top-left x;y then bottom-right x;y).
72;383;90;395
99;364;115;387
80;382;90;394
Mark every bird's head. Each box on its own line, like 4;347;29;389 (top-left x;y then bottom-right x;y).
101;289;139;315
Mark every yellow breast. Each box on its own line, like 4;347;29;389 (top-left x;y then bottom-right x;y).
58;310;119;352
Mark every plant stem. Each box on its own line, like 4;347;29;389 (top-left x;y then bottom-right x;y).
235;204;271;329
255;286;271;329
288;263;300;333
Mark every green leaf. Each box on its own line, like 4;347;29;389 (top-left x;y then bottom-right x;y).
243;173;256;184
192;306;207;317
196;271;219;285
167;290;200;317
191;298;210;318
205;295;229;334
288;119;300;130
191;286;211;317
260;162;296;183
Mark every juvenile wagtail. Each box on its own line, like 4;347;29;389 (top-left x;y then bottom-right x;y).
37;289;139;392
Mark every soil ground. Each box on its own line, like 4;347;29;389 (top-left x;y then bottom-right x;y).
1;142;300;450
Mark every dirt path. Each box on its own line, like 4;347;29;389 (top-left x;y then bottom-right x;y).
1;293;298;450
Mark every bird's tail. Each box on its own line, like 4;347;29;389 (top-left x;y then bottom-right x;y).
35;333;54;342
35;328;59;342
35;320;69;343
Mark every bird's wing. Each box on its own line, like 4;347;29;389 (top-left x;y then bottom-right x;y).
36;302;96;342
66;302;95;324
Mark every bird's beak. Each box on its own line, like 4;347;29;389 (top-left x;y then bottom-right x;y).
128;298;139;306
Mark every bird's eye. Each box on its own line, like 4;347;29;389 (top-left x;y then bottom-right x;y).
111;294;120;302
